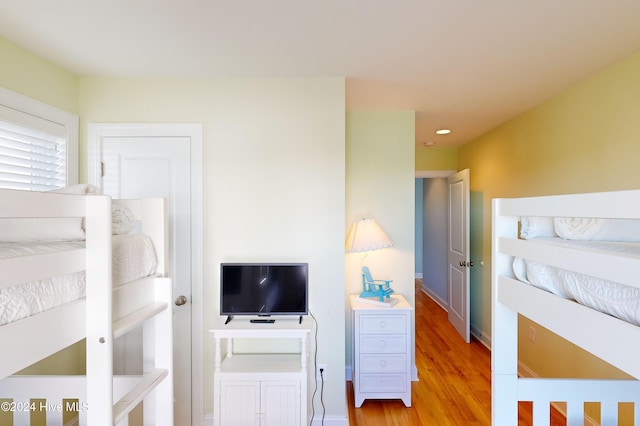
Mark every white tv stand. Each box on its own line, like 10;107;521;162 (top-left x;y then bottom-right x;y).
210;318;311;426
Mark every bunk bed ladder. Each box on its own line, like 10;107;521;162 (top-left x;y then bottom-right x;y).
109;276;173;425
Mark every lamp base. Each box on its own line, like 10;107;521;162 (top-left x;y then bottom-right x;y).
357;295;400;307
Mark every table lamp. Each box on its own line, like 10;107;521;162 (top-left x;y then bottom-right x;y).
345;218;398;306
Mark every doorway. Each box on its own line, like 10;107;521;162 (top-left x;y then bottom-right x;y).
415;169;471;342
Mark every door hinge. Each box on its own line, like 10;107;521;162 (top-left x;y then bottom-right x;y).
101;162;105;177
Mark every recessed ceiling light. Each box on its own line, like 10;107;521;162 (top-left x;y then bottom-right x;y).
424;141;435;147
435;129;451;135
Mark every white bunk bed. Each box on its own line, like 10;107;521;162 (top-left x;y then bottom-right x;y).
492;189;640;425
0;187;173;425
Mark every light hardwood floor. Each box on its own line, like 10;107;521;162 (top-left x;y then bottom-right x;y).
346;281;565;425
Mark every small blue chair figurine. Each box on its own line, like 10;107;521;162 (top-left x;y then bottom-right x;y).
360;266;394;302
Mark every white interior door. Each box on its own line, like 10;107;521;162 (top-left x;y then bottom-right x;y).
89;123;203;425
447;169;471;342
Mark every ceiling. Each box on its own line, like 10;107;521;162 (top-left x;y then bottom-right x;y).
2;0;640;147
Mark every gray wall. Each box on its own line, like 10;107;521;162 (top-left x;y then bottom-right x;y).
415;178;423;276
422;178;448;305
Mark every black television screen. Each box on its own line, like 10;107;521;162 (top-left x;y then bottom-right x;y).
220;263;308;317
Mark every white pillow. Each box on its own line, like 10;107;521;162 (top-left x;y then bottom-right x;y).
512;257;529;282
50;184;101;195
0;218;85;242
112;204;134;235
520;217;557;239
554;217;640;242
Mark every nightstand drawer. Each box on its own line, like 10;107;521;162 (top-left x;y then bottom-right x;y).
359;315;407;333
359;335;406;353
360;354;407;373
360;374;408;393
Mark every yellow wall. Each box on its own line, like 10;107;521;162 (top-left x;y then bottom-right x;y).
0;37;78;114
459;50;640;384
345;111;416;374
415;146;458;171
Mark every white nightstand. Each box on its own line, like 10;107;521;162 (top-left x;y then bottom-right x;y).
350;294;413;407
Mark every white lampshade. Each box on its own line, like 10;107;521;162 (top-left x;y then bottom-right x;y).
345;218;394;253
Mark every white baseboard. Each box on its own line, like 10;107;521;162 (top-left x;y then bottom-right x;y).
517;361;536;379
310;415;349;425
419;284;447;310
470;325;491;349
204;414;349;425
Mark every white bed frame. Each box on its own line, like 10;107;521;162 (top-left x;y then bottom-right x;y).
492;189;640;425
0;189;173;425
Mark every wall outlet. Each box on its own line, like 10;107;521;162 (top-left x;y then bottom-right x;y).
316;364;327;381
529;326;536;342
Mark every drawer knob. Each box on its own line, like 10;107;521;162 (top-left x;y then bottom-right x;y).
379;321;387;328
379;340;386;347
380;359;387;368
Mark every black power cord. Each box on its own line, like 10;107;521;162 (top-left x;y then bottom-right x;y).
309;311;327;425
309;311;319;426
319;367;326;424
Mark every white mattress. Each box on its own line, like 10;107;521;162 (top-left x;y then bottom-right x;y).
513;238;640;326
0;234;157;326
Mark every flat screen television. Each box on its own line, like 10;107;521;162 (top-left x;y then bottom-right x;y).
220;263;308;323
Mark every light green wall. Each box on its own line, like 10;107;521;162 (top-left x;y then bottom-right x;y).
459;50;640;385
345;111;416;374
79;76;348;420
0;37;78;114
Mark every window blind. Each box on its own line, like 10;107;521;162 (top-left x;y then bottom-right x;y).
0;104;67;191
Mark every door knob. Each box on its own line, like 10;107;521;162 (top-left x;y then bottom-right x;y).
175;295;188;306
